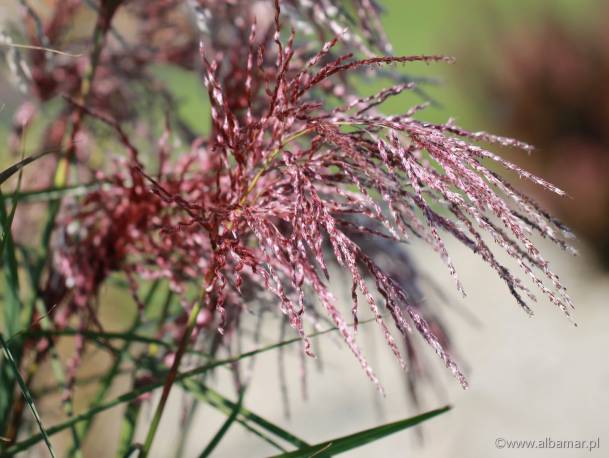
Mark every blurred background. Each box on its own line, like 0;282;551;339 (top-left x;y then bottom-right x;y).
1;0;609;457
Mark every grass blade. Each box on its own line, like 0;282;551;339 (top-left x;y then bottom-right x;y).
185;383;309;450
6;319;375;455
182;381;289;452
35;305;83;457
198;389;246;458
13;328;212;363
0;149;56;186
3;182;101;204
0;335;56;458
0;189;23;435
269;406;451;458
117;401;141;458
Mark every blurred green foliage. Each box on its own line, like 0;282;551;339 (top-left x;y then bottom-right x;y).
379;0;597;127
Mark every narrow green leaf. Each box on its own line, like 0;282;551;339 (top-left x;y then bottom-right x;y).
0;189;23;434
270;406;451;458
201;397;286;452
3;182;101;203
27;301;83;457
0;335;56;458
15;328;176;349
199;389;246;458
117;401;141;458
0;193;21;319
35;368;132;398
182;381;287;453
0;149;56;186
6;319;375;455
186;383;309;450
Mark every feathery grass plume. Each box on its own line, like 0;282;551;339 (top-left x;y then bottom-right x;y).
0;1;575;451
41;1;574;396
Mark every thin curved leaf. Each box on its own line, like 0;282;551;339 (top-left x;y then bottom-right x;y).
0;335;56;457
199;388;246;458
0;149;56;186
183;382;307;451
270;406;451;458
5;319;375;455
